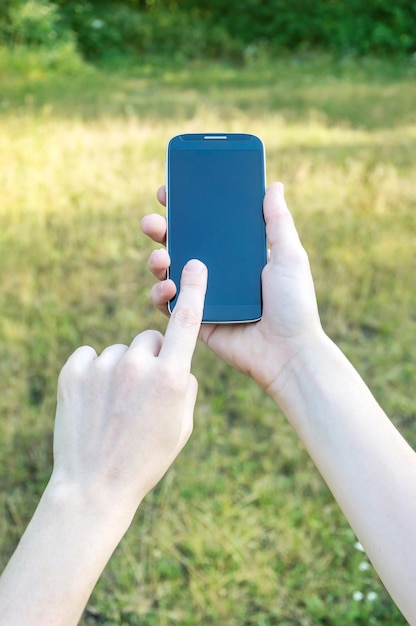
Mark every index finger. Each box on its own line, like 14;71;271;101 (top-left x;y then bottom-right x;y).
160;259;207;370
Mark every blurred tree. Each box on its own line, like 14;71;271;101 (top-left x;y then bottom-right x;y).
1;0;415;59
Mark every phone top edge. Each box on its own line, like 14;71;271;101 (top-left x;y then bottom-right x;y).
167;132;264;145
165;131;266;179
166;133;267;203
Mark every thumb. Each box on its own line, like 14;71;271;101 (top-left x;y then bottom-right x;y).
160;259;207;371
263;182;304;264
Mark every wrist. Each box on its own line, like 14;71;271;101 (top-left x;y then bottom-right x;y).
0;476;139;625
265;328;332;405
44;473;140;540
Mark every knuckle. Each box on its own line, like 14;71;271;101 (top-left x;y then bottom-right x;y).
58;350;91;397
285;241;310;268
151;281;167;306
297;244;311;270
171;304;201;328
291;243;308;264
116;350;143;379
59;352;86;383
159;364;186;394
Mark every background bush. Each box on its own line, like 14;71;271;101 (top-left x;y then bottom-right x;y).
1;0;415;62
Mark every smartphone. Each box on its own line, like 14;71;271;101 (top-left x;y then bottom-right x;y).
166;133;267;323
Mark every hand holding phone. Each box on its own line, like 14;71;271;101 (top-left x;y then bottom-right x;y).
143;182;322;392
166;133;267;323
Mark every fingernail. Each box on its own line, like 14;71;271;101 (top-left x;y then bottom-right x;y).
185;259;205;272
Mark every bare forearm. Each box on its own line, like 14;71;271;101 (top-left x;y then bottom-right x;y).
271;332;416;623
0;480;134;625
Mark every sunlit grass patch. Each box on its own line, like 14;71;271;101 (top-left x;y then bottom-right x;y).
0;53;415;624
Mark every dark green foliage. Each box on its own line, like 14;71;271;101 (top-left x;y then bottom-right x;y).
0;0;74;48
1;0;415;61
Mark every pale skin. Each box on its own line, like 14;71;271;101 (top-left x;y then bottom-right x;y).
142;182;416;624
0;259;208;625
0;182;415;624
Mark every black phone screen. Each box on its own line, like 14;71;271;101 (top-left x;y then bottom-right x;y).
167;134;267;323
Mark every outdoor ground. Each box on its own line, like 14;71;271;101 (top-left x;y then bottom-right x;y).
0;49;415;624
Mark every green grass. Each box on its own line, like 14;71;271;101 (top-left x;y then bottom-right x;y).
1;48;415;624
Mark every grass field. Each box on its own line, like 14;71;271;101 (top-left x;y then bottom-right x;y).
1;48;416;625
